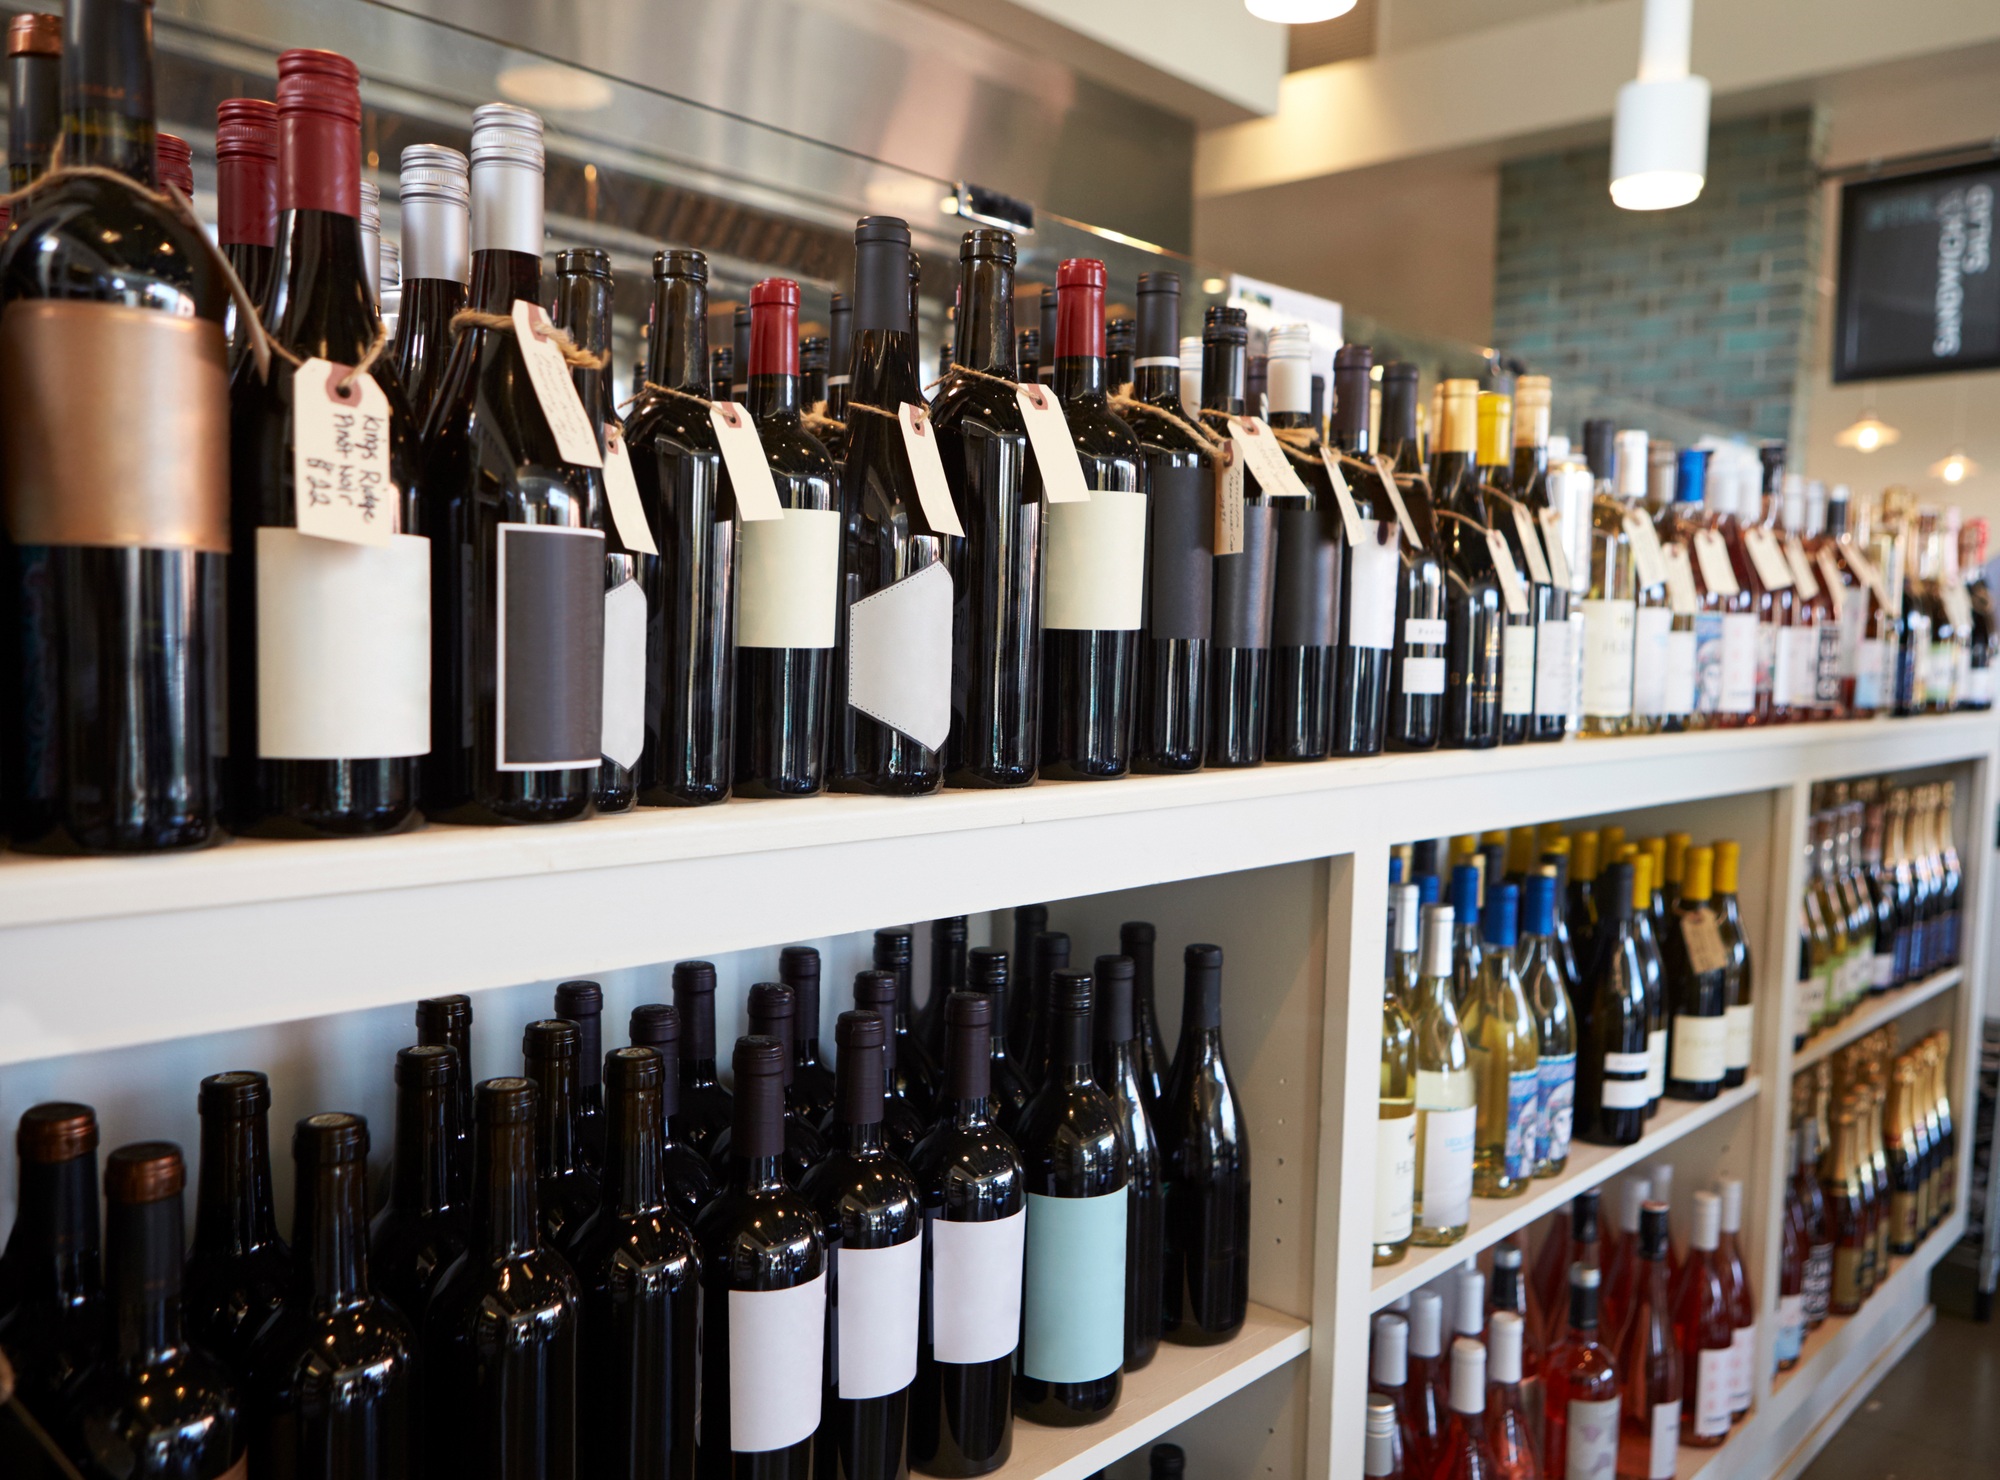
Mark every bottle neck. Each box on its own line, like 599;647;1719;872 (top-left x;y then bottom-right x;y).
954;254;1017;377
1055;352;1107;402
271;204;375;359
1201;339;1246;415
554;269;615;428
109;1196;184;1366
7;1155;99;1305
473;1116;540;1259
296;1160;371;1312
62;0;158;180
748;372;800;419
733;1071;788;1188
648;273;710;396
532;1060;587;1180
469;248;545;317
1050;1013;1092;1079
389;1079;456;1217
606;1083;666;1218
193;1113;280;1258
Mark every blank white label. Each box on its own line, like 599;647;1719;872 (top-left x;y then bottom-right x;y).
1502;624;1535;715
1671;1014;1728;1084
728;1275;826;1452
601;576;646;768
1043;487;1147;631
929;1211;1026;1365
1580;599;1636;718
1373;1113;1416;1244
1720;613;1758;712
1632;605;1672;716
1348;523;1400;649
737;506;840;649
1724;1004;1753;1071
849;561;953;750
1404;656;1446;696
1661;628;1697;715
1418;1101;1475;1229
1648;1399;1683;1478
1566;1394;1620;1479
256;528;429;759
833;1235;921;1399
1534;615;1573;717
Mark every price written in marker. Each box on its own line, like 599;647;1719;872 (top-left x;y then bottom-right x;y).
511;300;604;470
292;357;394;546
896;402;965;538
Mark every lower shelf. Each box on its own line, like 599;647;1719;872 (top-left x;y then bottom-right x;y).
1791;966;1964;1069
998;1303;1310;1480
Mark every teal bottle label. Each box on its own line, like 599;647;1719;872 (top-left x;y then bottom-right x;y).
1504;1068;1538;1180
1021;1187;1127;1383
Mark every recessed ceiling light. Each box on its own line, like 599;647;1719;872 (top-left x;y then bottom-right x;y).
1244;0;1356;20
496;63;614;113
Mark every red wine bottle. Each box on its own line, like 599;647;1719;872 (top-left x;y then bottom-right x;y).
623;249;736;807
1128;272;1214;774
694;1037;826;1480
367;1045;470;1327
74;1144;243;1477
523;1019;603;1258
1041;258;1143;779
1201;306;1276;768
424;1077;581;1479
802;1012;924;1480
932;227;1041;789
911;992;1026;1477
1158;944;1252;1345
6;14;60;192
391;143;468;427
827;291;853;425
736;276;839;797
553;979;608;1172
1326;345;1401;756
1092;955;1164;1370
1108;316;1137;392
732;304;752;401
1429;380;1503;750
154;128;192;197
1020;929;1071;1093
0;0;229;853
802;334;830;411
0;1104;103;1439
1120;921;1170;1114
570;1048;700;1480
225;47;426;839
418;103;605;825
1377;363;1445;752
1038;289;1058;387
917;915;969;1063
968;948;1032;1130
1263;323;1341;762
213;96;277;367
415;994;475;1204
846;970;929;1162
780;946;841;1125
834;216;952;795
249;1113;418;1477
670;961;736;1157
874;927;941;1114
626;1004;720;1220
185;1072;292;1383
709;981;828;1182
1014;969;1127;1425
1007;905;1048;1061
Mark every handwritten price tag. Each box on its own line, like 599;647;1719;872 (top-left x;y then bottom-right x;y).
1743;527;1793;590
1784;535;1819;599
1370;454;1422;548
1215;441;1245;556
511;301;603;470
1485;530;1529;615
1227;416;1311;500
710;402;784;522
1537;506;1573;589
1319;451;1363;546
897;402;965;538
293;358;394;546
1015;383;1091;504
600;425;658;555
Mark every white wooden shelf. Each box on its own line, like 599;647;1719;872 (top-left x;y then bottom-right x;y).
1369;1079;1761;1310
997;1304;1308;1480
1791;967;1964;1070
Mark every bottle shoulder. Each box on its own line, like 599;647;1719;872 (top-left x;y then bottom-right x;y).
0;177;226;321
252;1299;417;1390
694;1184;824;1275
428;1242;579;1325
930;375;1026;436
570;1205;701;1282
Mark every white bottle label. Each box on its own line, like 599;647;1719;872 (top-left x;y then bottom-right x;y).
1502;624;1536;715
728;1275;827;1452
1693;1345;1733;1437
848;561;953;750
1631;604;1672;716
1671;1014;1728;1084
1043;487;1147;631
1602;1050;1651;1109
1373;1113;1417;1244
737;506;841;649
1646;1028;1668;1100
1648;1399;1683;1478
831;1235;922;1399
1021;1188;1127;1383
928;1210;1026;1365
1720;612;1758;712
1723;1003;1754;1072
1728;1321;1756;1412
1348;524;1401;650
1404;655;1447;696
1535;613;1574;717
1565;1394;1621;1479
1662;628;1698;715
1579;598;1636;718
1416;1084;1475;1230
1405;616;1448;646
1776;625;1818;708
601;576;646;769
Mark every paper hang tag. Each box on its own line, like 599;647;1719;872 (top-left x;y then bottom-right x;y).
1784;536;1820;600
1015;383;1091;504
897;402;965;538
1661;542;1701;617
1370;454;1422;547
1840;542;1890;608
1537;506;1573;589
1623;510;1669;589
708;402;784;523
1744;527;1793;590
1508;502;1552;585
1319;451;1363;546
1693;529;1741;596
1215;441;1246;556
600;425;659;555
1227;416;1313;499
510;301;603;469
1815;548;1847;618
1485;529;1530;615
292;358;395;546
1681;908;1730;977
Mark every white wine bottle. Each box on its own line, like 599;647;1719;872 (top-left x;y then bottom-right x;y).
1377;883;1420;1264
1412;903;1475;1246
1464;884;1539;1198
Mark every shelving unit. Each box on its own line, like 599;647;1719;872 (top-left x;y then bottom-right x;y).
1792;966;1965;1070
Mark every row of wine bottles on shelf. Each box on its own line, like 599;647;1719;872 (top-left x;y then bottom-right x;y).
1780;1033;1958;1341
5;7;1991;858
1377;821;1754;1261
0;913;1251;1479
1368;1167;1757;1479
1796;779;1963;1046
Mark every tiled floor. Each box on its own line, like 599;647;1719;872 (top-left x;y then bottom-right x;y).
1798;1309;2000;1480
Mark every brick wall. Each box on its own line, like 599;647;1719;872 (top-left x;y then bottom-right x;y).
1492;109;1822;443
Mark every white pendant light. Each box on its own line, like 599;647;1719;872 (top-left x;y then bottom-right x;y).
1610;0;1710;211
1245;0;1357;22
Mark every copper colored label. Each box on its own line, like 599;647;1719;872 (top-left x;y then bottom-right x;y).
1;301;231;553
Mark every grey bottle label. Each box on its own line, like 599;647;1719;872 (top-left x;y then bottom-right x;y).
1145;456;1214;641
1272;501;1340;647
1213;502;1276;649
496;523;606;769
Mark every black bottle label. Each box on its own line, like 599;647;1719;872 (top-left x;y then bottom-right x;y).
497;523;607;768
1213;504;1276;649
1145;458;1214;641
1272;502;1340;647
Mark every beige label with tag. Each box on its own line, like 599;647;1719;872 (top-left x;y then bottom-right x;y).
1537;506;1572;589
1681;907;1729;976
511;301;604;469
1784;536;1819;599
1840;542;1890;607
1623;510;1669;589
1744;527;1793;590
1485;530;1529;615
1319;451;1362;546
1215;441;1245;556
709;402;784;522
1015;383;1090;504
1508;501;1551;584
1661;542;1700;616
896;402;965;538
600;425;659;555
1228;416;1311;499
292;358;395;545
1370;455;1422;547
1693;529;1740;596
1815;548;1847;618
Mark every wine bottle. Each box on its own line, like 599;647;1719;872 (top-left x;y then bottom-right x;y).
1376;363;1446;752
1673;1191;1734;1445
849;969;931;1161
968;947;1033;1130
1121;920;1171;1112
0;1104;103;1437
1549;1264;1620;1478
1429;380;1503;749
249;1113;418;1477
1487;1313;1541;1478
1886;1062;1923;1256
918;916;969;1063
910;993;1026;1478
874;926;941;1114
1627;853;1670;1116
368;1045;469;1328
696;1037;826;1480
1263;323;1341;761
1716;1177;1755;1421
1021;930;1071;1093
523;1019;603;1257
778;946;840;1123
709;982;828;1182
1430;1338;1491;1480
802;334;830;411
1448;864;1484;1007
1126;272;1214;774
1475;391;1537;747
1200;306;1276;768
1711;842;1754;1090
415;994;475;1204
1411;904;1475;1246
1404;1291;1448;1475
1092;956;1165;1369
1014;969;1127;1424
1510;377;1575;742
392;143;468;426
827;291;854;424
550;979;608;1173
570;1048;700;1480
931;228;1041;790
1368;1317;1418;1471
1577;861;1650;1146
1521;871;1577;1177
1376;887;1419;1266
0;0;229;853
1663;847;1729;1101
1489;1242;1547;1431
1616;1202;1683;1480
6;14;60;195
425;1078;581;1478
1038;288;1058;386
626;1004;721;1220
214;96;278;368
1326;344;1402;757
185;1072;293;1382
1579;425;1641;735
671;960;735;1157
1465;883;1538;1198
1008;904;1048;1053
73;1144;243;1477
1365;1396;1407;1480
833;215;953;794
419;103;605;825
